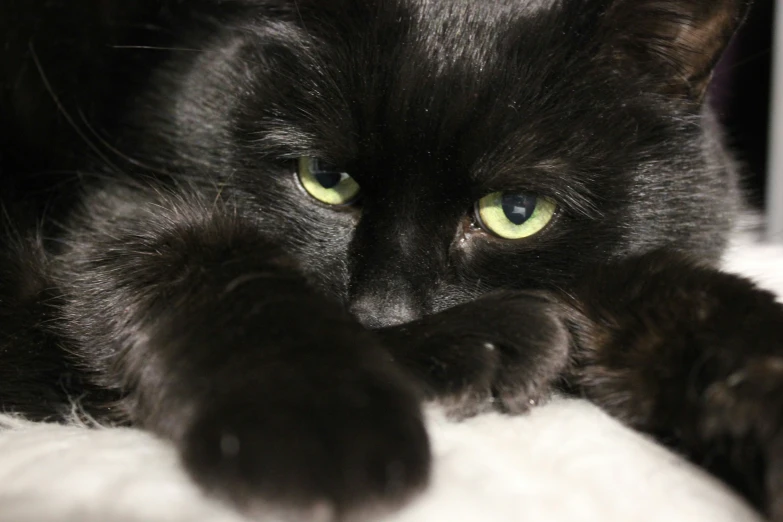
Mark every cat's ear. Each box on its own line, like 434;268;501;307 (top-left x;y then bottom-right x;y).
599;0;751;100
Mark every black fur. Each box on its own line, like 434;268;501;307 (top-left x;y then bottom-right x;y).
3;0;782;520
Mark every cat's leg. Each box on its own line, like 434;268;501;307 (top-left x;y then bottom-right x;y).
56;194;429;519
0;223;114;421
565;251;783;519
379;292;571;418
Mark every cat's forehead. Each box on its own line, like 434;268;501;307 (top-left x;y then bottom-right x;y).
333;0;567;71
413;0;559;37
230;0;635;205
405;0;564;83
247;0;594;158
413;0;558;37
283;0;576;83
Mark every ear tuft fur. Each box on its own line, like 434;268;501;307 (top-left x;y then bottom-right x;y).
599;0;752;99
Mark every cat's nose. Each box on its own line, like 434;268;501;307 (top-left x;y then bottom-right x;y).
348;292;421;329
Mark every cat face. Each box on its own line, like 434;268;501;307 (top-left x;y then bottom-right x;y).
126;0;745;327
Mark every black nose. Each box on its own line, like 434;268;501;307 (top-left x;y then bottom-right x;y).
348;291;421;329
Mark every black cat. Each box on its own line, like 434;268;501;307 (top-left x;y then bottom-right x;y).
2;0;782;520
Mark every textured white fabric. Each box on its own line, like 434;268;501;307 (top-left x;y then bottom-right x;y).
0;230;779;522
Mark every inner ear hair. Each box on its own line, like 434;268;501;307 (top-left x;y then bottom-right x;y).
599;0;752;100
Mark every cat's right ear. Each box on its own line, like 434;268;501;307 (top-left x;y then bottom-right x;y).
598;0;752;101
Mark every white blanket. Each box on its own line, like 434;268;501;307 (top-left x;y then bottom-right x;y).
1;228;780;522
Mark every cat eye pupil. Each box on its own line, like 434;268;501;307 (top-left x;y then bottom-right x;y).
501;194;537;225
475;191;556;240
314;172;343;189
297;156;360;205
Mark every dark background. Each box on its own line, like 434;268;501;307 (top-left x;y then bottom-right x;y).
711;0;776;210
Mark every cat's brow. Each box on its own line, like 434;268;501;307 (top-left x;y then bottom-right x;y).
472;160;600;219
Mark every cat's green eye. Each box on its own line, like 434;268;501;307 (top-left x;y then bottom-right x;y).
297;157;360;205
475;192;556;239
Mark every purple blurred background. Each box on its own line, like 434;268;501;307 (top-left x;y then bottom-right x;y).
710;0;775;210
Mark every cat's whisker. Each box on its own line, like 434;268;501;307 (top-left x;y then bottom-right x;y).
75;109;177;180
717;48;772;76
212;170;239;211
111;44;268;69
28;42;123;177
111;45;208;53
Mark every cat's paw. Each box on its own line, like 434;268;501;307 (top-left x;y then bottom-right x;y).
179;369;430;521
767;428;783;522
568;254;783;520
382;292;570;419
700;355;783;521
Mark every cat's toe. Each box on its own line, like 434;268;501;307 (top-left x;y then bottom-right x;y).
767;435;783;521
423;340;500;419
385;291;571;419
431;336;564;419
695;353;783;519
179;378;430;520
491;311;570;414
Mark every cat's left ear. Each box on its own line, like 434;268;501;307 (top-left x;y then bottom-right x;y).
599;0;752;100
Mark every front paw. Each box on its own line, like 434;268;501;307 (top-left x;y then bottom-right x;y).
382;292;570;418
179;369;429;521
567;253;783;520
702;356;783;521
